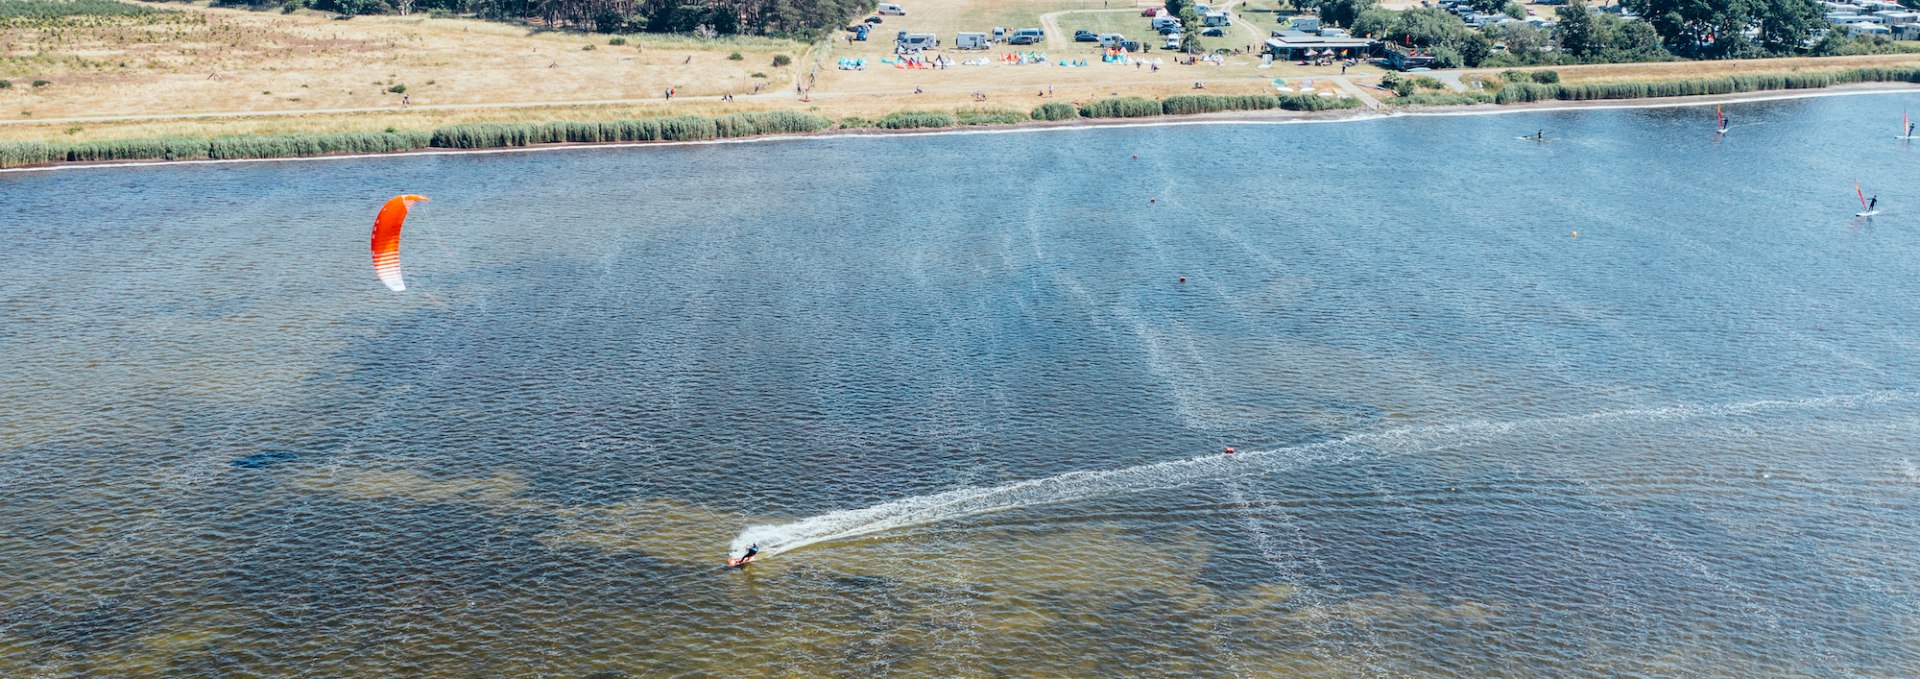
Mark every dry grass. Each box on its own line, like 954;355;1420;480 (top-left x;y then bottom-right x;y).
0;0;807;119
4;0;1917;147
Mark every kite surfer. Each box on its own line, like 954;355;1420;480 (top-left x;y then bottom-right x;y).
729;543;761;568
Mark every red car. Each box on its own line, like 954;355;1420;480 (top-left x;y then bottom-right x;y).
1141;6;1162;15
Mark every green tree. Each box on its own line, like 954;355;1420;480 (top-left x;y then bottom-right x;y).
1557;0;1596;57
1319;0;1375;27
1178;5;1203;51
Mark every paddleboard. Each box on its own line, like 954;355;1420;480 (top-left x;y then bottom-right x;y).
1898;136;1920;140
1516;136;1549;142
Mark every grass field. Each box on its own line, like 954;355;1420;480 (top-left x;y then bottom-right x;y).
2;0;1919;152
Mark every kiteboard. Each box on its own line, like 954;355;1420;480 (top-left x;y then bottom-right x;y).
1856;210;1881;218
726;554;757;568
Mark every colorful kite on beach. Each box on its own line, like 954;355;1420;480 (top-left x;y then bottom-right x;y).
370;194;428;292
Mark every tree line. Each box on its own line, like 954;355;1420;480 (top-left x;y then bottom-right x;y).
1294;0;1895;68
227;0;867;39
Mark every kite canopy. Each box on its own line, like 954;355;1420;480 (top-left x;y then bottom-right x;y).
370;194;428;292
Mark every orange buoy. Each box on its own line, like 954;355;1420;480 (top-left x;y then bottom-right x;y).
1179;276;1187;283
1224;447;1236;455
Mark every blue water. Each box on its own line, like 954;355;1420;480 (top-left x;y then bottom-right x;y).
4;93;1920;677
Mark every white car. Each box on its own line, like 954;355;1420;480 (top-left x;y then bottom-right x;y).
1164;33;1183;49
877;3;905;15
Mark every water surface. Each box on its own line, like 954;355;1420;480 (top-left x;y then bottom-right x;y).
4;94;1920;677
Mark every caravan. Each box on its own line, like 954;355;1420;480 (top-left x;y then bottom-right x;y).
955;31;990;49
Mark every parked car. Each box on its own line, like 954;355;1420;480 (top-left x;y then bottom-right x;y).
863;16;882;23
1008;27;1044;44
1098;33;1128;47
1163;33;1182;49
1141;6;1163;15
1120;39;1147;52
1201;27;1224;36
1158;25;1181;35
1075;29;1098;41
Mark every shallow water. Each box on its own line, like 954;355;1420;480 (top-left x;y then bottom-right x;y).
5;93;1920;677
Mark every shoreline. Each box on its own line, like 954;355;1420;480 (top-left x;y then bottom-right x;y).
5;83;1918;174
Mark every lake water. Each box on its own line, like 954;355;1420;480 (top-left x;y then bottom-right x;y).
5;93;1920;677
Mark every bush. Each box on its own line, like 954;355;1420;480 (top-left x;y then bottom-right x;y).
32;80;49;88
838;116;874;128
0;80;10;89
1276;93;1362;111
387;84;406;94
1030;101;1080;121
1161;93;1281;114
1388;92;1494;106
875;111;956;129
0;131;433;169
729;52;744;60
1079;96;1162;118
772;54;792;67
1532;70;1560;84
582;44;595;51
427;112;830;148
750;72;767;78
1491;67;1920;104
956;108;1025;125
1500;69;1529;85
609;37;627;46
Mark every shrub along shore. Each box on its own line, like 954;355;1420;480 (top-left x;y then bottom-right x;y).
3;71;1917;169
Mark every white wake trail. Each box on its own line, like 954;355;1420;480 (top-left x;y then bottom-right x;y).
728;391;1916;559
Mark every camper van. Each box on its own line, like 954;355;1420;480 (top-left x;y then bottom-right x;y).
1098;33;1129;47
895;32;937;51
1203;11;1230;26
1008;27;1045;44
877;3;906;15
955;31;989;49
1150;15;1182;30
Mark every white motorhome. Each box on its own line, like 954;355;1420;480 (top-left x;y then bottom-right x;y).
1099;33;1129;47
895;32;938;51
1203;11;1231;26
955;32;990;49
1151;15;1183;30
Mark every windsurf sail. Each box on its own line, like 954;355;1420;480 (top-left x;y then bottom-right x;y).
1717;105;1725;131
1856;181;1870;212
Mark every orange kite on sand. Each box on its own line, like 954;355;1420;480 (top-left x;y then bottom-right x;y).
371;195;428;292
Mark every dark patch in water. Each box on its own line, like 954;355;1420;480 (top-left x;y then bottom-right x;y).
230;451;301;469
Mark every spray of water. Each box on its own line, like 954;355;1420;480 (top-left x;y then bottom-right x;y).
728;391;1916;559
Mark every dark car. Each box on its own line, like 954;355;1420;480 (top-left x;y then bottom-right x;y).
1201;27;1225;36
863;16;882;23
1120;39;1147;52
1074;29;1098;41
1158;25;1181;35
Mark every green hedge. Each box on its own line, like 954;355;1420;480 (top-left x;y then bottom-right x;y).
1030;101;1080;121
1080;96;1163;118
956;109;1026;126
875;111;957;129
0;112;833;168
0;132;429;168
1388;92;1494;106
1495;67;1920;104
